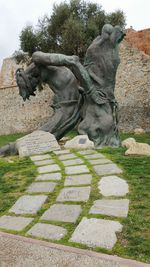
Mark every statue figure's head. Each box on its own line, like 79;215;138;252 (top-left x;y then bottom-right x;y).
101;24;125;46
16;63;41;101
102;24;114;36
111;25;126;45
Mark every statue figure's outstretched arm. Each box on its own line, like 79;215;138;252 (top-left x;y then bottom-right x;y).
32;52;76;67
32;51;107;104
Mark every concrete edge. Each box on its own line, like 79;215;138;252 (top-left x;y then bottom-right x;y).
0;231;149;267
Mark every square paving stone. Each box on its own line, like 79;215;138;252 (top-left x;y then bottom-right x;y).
26;182;57;193
38;164;61;174
89;158;112;165
84;153;105;159
9;195;48;214
64;174;92;186
41;204;82;223
62;158;84;166
90;199;129;217
58;153;77;160
34;159;54;166
93;164;122;176
57;187;91;202
27;223;67;240
36;173;61;181
99;176;128;196
78;150;95;155
70;217;122;250
54;150;70;155
30;154;51;161
0;215;33;231
65;165;89;175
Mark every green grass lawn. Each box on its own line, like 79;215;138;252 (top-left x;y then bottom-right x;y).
0;133;37;214
0;133;25;147
0;131;149;263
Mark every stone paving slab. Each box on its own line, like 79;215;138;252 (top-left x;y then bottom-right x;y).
41;204;82;223
78;150;95;155
36;173;61;181
84;153;105;159
34;159;54;166
70;217;123;250
65;165;89;175
9;195;48;214
54;149;70;155
89;158;112;165
38;164;61;174
30;154;51;161
0;216;33;231
27;223;67;240
93;164;123;176
62;158;84;166
26;182;57;193
99;176;129;196
57;187;91;202
90;199;129;217
64;174;92;186
58;154;77;160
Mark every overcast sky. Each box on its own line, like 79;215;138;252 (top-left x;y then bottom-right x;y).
0;0;150;69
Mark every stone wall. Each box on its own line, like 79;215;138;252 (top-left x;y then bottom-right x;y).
125;28;150;56
0;58;19;87
0;42;150;135
115;41;150;132
0;58;54;135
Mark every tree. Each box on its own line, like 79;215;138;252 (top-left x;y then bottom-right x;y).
18;0;126;60
62;16;86;57
20;25;37;56
105;10;126;28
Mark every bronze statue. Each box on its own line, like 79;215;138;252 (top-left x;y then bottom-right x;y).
0;24;125;156
16;63;84;140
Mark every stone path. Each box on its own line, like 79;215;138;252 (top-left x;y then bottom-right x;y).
0;149;129;251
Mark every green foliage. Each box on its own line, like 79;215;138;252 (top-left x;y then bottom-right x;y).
62;16;86;59
13;50;30;64
19;0;126;60
35;15;52;52
105;9;126;28
20;25;37;56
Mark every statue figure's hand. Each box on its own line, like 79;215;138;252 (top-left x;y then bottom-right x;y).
86;86;108;105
